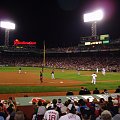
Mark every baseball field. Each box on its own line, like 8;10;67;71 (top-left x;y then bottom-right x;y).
0;67;119;95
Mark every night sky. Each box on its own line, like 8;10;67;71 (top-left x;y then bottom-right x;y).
0;0;120;48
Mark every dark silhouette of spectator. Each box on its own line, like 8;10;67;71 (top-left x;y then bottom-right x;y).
80;105;91;120
37;100;46;120
79;87;85;95
14;111;25;120
93;88;100;94
84;88;91;95
115;86;120;93
48;99;61;116
66;91;74;96
101;89;109;94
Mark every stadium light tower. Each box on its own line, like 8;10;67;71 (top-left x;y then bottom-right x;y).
83;9;104;36
0;21;15;48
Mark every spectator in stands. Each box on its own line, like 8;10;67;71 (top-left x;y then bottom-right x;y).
14;111;25;120
96;110;112;120
74;101;81;118
60;101;69;115
115;86;120;93
113;107;120;120
80;106;91;120
93;88;100;94
79;87;85;95
48;99;61;116
99;98;107;111
6;104;16;120
59;103;81;120
84;88;91;95
101;89;109;94
43;100;59;120
56;98;64;109
36;100;46;120
6;107;14;120
7;97;16;109
66;91;74;96
0;106;6;120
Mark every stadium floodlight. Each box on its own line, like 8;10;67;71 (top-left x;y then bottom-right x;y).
0;21;15;47
0;21;15;29
83;9;104;22
83;9;104;36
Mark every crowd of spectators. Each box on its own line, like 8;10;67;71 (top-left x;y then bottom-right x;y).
0;51;120;72
0;86;120;120
0;97;25;120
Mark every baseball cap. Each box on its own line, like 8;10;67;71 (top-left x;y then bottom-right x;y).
58;98;62;103
67;104;73;110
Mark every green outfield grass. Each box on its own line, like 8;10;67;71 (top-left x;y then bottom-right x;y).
0;67;120;94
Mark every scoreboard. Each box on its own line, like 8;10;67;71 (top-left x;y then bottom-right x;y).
79;34;109;46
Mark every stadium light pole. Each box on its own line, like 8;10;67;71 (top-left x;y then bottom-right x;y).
83;9;104;36
0;21;15;48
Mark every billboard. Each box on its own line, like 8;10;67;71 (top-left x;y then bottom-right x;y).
14;39;36;46
100;34;109;41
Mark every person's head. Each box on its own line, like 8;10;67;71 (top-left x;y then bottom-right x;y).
14;111;25;120
7;106;13;114
38;100;42;106
8;97;13;100
80;107;91;120
81;87;84;90
64;101;69;107
67;104;76;114
100;110;112;120
0;103;3;107
99;98;105;103
95;88;98;90
108;96;112;102
58;98;62;103
52;99;57;105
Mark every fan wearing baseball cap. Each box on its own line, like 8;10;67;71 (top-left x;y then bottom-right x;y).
59;104;81;120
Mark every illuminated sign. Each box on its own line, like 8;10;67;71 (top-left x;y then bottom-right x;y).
85;42;91;45
14;39;36;45
100;34;109;40
103;40;109;44
81;35;99;42
85;41;102;45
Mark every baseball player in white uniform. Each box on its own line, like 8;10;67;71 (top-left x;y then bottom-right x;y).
19;67;21;74
91;73;97;84
102;68;106;75
96;68;99;73
51;70;55;79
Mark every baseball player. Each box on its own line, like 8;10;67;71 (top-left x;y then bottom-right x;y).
91;73;97;84
19;67;21;74
40;71;43;83
96;68;99;73
102;68;106;75
51;70;55;79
